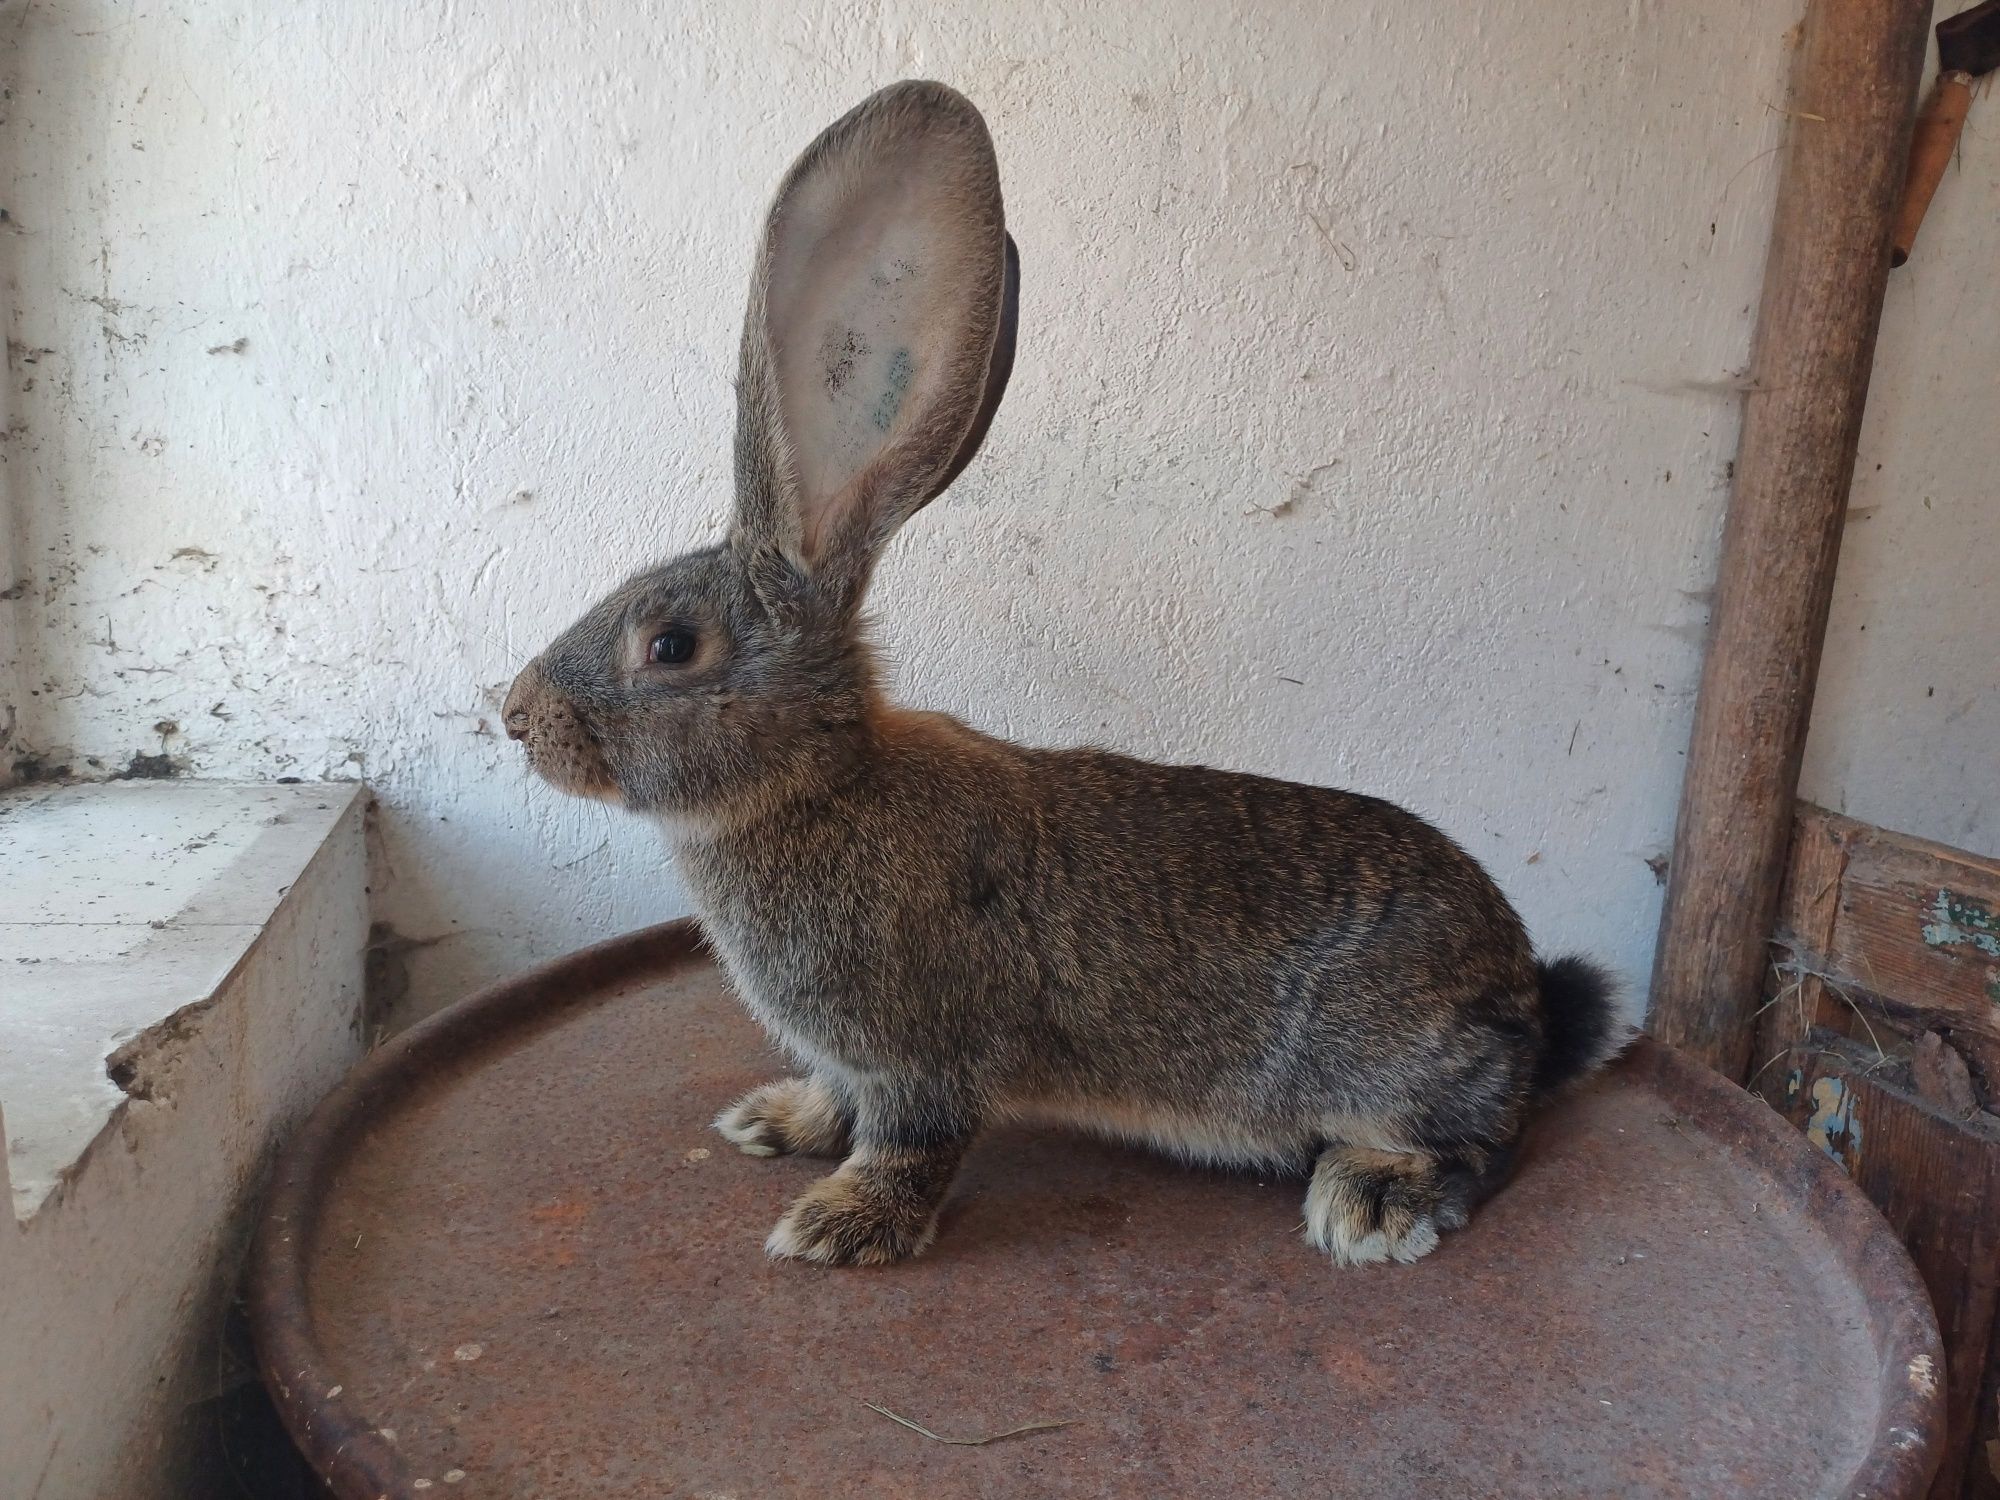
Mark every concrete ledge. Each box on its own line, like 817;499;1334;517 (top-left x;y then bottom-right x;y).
0;781;369;1500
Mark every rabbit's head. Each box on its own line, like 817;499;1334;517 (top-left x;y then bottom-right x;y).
504;82;1018;818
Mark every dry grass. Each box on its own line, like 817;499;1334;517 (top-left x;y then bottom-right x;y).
864;1402;1077;1447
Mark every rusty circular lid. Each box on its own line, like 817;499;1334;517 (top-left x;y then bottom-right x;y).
249;921;1944;1498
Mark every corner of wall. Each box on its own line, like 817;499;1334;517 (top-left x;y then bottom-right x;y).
0;17;31;793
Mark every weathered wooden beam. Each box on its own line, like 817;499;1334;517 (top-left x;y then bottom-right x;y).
1649;0;1932;1080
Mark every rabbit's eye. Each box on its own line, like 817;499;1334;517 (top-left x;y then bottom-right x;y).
648;628;698;666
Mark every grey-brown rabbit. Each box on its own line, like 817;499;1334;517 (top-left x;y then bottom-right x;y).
504;80;1629;1269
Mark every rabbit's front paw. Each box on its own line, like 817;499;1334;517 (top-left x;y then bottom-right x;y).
765;1165;942;1267
714;1077;852;1159
1304;1145;1448;1267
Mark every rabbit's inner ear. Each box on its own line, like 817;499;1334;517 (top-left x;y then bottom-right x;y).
756;84;1007;566
768;189;944;524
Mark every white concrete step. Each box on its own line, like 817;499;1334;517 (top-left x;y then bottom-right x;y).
0;781;366;1221
0;780;369;1500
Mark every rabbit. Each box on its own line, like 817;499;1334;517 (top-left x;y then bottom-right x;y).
503;79;1629;1269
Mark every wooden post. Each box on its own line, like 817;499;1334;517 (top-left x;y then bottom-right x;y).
1649;0;1931;1081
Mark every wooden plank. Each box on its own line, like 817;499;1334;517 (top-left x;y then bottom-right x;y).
1777;804;1861;944
1650;0;1932;1081
1836;826;2000;1033
1756;803;1856;1087
1779;1035;2000;1499
1771;806;2000;1092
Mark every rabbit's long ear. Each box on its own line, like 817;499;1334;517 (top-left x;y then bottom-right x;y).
732;81;1017;611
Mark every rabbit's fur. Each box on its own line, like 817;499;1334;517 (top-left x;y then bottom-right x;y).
505;80;1628;1268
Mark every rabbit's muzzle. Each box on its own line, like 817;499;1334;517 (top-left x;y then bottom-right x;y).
503;663;620;803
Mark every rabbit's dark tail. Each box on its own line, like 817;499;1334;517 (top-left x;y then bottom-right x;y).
1532;955;1630;1095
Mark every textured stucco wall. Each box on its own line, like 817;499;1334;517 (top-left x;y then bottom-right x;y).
1800;99;2000;855
5;0;1993;1022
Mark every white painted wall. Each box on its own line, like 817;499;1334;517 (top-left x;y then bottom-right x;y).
1801;81;2000;855
7;0;1994;1023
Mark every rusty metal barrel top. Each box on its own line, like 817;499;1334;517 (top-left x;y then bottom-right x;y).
250;921;1943;1499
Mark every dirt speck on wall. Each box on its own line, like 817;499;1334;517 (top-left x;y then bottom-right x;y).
5;0;1994;1026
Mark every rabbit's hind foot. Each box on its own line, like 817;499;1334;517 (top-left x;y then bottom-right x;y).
1304;1145;1467;1267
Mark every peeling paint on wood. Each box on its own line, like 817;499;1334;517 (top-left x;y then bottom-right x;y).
1804;1074;1865;1172
1924;889;2000;961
